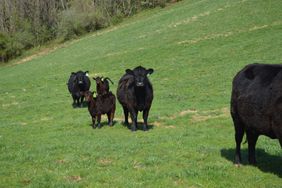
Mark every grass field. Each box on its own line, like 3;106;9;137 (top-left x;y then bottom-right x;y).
1;0;282;187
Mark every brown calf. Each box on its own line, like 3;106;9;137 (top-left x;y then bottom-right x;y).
84;90;116;129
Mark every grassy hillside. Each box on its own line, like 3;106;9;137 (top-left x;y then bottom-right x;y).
0;0;281;187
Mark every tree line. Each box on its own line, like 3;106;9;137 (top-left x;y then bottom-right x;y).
0;0;178;62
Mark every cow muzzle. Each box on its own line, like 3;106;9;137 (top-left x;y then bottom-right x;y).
136;82;144;87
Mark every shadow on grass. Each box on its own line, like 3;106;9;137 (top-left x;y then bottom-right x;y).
122;122;154;131
88;120;118;128
86;119;155;131
72;101;88;108
221;148;282;178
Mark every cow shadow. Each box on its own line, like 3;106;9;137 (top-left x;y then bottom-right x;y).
72;101;88;108
221;148;282;178
123;122;154;131
88;121;118;128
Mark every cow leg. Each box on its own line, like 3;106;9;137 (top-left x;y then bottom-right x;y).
123;106;129;125
231;113;244;165
76;97;80;107
107;113;111;126
80;96;84;107
97;114;102;129
129;110;138;132
72;98;76;107
142;109;150;131
72;95;77;107
246;130;259;165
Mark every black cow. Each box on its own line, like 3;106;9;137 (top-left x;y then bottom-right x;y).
117;66;154;131
231;63;282;165
67;71;91;107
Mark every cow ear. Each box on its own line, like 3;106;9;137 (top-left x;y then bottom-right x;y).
71;72;76;75
126;69;134;75
85;71;89;76
147;68;154;75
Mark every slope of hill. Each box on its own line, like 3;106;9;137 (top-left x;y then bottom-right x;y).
0;0;281;187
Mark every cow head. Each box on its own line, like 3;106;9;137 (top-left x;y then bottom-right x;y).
77;71;88;85
72;71;89;85
126;66;154;87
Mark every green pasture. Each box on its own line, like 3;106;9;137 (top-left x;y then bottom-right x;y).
0;0;281;187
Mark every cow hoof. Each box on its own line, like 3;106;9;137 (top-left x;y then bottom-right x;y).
131;128;137;132
98;125;101;129
234;163;241;168
92;126;96;129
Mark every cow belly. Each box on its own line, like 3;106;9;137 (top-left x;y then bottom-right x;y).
237;96;274;136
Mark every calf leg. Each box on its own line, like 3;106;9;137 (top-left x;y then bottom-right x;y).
107;111;114;126
129;110;138;132
107;113;111;126
246;130;259;165
142;109;150;131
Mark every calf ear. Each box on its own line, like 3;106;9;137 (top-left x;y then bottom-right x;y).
147;68;154;75
71;72;76;75
126;69;134;75
85;71;89;76
92;77;97;81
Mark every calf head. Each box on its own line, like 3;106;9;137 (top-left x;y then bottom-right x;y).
93;76;104;95
83;90;95;102
126;66;154;87
93;76;113;95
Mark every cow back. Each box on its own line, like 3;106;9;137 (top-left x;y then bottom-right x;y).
231;63;282;138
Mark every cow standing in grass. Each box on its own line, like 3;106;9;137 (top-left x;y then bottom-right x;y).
67;71;90;107
231;63;282;165
117;66;154;131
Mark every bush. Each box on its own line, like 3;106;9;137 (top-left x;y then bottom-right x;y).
0;33;9;62
57;7;110;41
1;0;180;62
